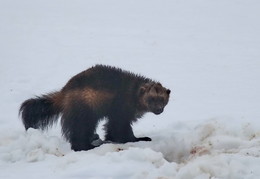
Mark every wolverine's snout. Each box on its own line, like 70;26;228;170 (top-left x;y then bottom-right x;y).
153;107;164;115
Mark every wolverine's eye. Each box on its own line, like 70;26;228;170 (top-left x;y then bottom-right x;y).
158;97;164;103
148;97;156;103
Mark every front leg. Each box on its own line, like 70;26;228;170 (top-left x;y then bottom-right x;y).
105;118;136;143
104;116;151;143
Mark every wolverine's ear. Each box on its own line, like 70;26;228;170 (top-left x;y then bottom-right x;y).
139;83;152;95
139;86;146;95
166;89;171;95
157;82;162;86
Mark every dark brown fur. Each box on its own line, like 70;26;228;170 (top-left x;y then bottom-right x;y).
20;65;171;151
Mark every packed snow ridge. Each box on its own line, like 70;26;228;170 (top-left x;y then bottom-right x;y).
1;119;260;178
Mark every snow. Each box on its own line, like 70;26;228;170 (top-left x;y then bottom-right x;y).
1;0;260;178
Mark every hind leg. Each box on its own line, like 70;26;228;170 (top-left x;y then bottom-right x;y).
61;100;99;151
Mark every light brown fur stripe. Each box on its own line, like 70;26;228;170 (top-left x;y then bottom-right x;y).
62;88;114;110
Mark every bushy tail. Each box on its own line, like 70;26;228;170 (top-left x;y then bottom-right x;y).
19;92;62;130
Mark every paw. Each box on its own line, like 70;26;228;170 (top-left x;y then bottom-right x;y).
137;137;152;141
72;144;96;151
91;133;100;141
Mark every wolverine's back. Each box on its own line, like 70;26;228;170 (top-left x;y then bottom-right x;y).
62;65;152;92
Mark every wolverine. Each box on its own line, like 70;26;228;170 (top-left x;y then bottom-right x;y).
20;65;171;151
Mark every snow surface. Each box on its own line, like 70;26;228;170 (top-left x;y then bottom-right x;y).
1;0;260;178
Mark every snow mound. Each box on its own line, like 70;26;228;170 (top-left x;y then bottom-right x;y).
0;128;70;163
1;119;260;178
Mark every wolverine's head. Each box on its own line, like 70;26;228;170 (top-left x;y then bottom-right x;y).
139;82;171;115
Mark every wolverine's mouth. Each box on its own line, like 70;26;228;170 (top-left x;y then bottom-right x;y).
153;108;164;115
